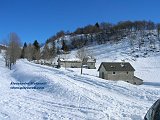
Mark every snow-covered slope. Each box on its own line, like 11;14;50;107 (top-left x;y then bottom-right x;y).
0;48;160;120
1;30;160;119
58;37;160;82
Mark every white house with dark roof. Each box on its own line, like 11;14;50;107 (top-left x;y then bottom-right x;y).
98;62;143;85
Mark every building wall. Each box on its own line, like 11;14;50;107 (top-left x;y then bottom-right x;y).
99;65;108;79
87;62;96;69
133;76;143;85
107;71;134;81
59;61;96;69
60;61;82;68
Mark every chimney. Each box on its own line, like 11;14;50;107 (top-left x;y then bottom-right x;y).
121;59;125;67
120;63;125;67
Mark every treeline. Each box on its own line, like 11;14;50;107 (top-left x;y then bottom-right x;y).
3;20;160;69
43;20;160;60
3;33;57;69
20;40;56;64
46;20;160;50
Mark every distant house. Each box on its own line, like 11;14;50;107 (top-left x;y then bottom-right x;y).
86;59;96;69
98;62;143;85
57;58;96;69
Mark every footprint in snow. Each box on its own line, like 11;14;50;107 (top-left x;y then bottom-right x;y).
0;112;10;119
42;112;49;120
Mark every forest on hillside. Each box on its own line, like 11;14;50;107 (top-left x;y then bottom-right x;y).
1;20;160;69
45;20;160;50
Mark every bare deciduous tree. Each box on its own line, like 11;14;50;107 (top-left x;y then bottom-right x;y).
76;47;89;74
35;49;41;63
25;43;33;61
4;33;21;69
42;44;50;63
129;32;136;52
1;38;9;67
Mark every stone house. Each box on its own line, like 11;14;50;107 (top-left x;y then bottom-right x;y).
57;58;96;69
83;58;96;69
98;62;143;85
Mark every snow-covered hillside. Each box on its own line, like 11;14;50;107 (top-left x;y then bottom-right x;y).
58;36;160;82
44;30;160;53
0;40;160;120
1;31;160;119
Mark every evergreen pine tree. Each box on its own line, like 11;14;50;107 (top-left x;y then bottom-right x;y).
32;40;40;60
33;40;40;50
95;22;100;28
21;42;27;58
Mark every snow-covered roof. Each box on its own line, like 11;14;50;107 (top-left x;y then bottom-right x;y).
58;58;96;63
59;58;82;62
98;62;135;71
87;59;96;63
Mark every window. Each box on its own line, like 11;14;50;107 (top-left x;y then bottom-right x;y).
113;72;115;74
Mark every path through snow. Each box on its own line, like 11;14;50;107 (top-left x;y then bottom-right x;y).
0;56;160;120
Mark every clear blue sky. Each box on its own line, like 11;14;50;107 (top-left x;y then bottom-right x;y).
0;0;160;44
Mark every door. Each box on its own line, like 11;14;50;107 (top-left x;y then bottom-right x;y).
102;72;104;79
